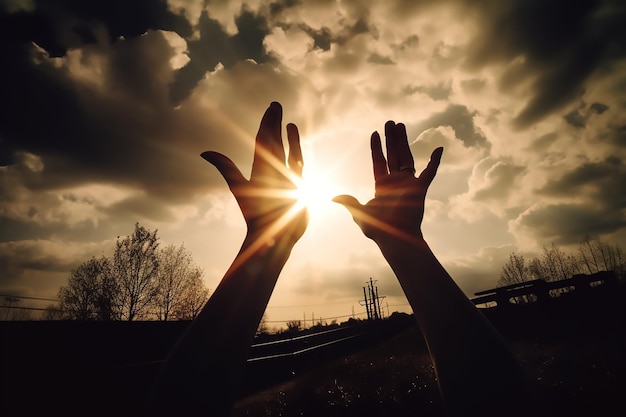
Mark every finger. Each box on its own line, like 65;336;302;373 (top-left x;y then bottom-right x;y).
287;123;303;177
394;123;415;174
384;121;400;172
201;151;247;191
332;195;363;219
251;102;285;179
417;147;444;186
371;131;387;181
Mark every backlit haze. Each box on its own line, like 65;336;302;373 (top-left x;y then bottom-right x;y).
1;0;625;327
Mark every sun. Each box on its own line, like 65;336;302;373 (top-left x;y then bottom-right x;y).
292;167;340;220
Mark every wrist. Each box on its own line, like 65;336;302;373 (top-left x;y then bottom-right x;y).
376;230;427;255
241;229;295;263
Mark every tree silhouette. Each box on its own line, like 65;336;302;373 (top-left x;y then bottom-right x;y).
57;223;209;321
169;268;209;320
579;236;625;280
498;237;625;294
155;243;208;321
113;223;160;321
58;256;118;320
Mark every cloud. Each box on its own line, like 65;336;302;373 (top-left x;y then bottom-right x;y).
403;80;452;101
461;0;626;129
510;202;626;247
444;245;517;296
519;156;626;244
564;101;610;128
0;238;112;290
1;0;625;314
411;104;490;149
170;7;272;103
0;0;192;57
449;157;527;221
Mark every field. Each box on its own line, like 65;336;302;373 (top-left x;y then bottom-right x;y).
1;286;625;416
233;315;626;417
233;288;626;417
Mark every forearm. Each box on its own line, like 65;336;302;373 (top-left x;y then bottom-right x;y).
146;232;294;416
377;236;534;416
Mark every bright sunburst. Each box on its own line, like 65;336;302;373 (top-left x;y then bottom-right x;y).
292;168;340;220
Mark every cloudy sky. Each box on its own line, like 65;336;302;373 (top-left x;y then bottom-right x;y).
1;0;625;325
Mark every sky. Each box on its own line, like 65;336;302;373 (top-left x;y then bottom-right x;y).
1;0;625;326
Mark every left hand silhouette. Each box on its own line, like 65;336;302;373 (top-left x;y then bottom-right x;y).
333;121;443;244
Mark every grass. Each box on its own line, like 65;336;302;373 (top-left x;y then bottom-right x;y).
233;306;626;417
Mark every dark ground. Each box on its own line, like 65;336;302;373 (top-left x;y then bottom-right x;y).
1;285;625;416
233;285;626;417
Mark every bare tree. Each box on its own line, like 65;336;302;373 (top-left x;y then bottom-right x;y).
286;320;302;332
527;244;581;282
10;306;33;321
170;267;209;320
113;223;160;321
58;257;118;320
497;253;530;287
41;304;64;320
56;223;210;321
154;244;208;321
579;236;625;280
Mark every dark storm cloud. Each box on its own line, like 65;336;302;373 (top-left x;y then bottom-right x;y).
539;156;626;210
518;157;626;243
564;101;610;128
0;30;210;199
0;238;88;284
0;1;282;204
412;104;489;148
0;0;192;57
462;0;626;128
306;26;333;51
515;202;626;245
170;7;272;104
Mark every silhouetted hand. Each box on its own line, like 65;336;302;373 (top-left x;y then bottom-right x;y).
147;103;307;417
202;102;308;247
333;121;443;244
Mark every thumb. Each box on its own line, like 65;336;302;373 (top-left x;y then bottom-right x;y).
201;151;246;190
332;194;363;218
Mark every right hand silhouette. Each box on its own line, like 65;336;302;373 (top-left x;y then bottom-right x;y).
333;121;443;244
201;102;308;249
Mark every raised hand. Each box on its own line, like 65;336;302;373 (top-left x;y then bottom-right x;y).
147;103;308;417
202;101;308;249
333;121;443;244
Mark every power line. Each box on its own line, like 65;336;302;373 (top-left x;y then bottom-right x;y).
266;300;357;309
0;294;59;302
265;311;367;324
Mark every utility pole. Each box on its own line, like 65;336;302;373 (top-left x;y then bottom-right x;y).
359;278;386;321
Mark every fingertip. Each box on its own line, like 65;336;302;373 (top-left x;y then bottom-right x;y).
332;194;360;208
432;147;444;160
286;122;299;134
200;151;216;162
370;131;381;148
331;194;349;204
384;120;396;134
